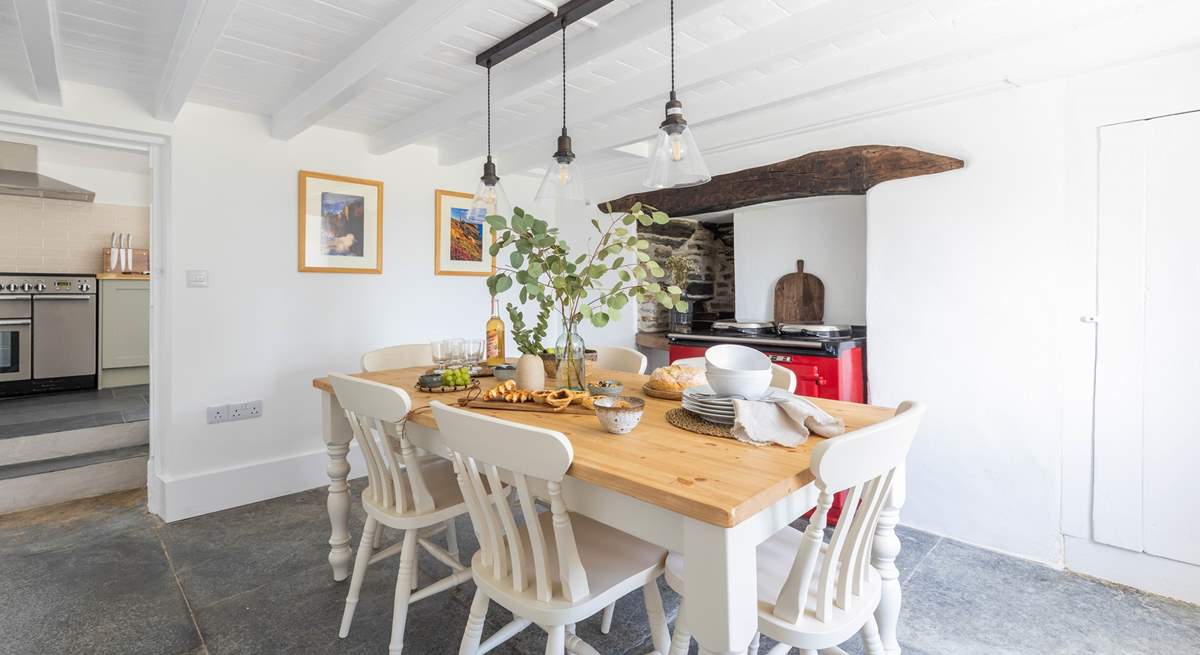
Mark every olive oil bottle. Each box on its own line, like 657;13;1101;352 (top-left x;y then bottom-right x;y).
485;298;506;366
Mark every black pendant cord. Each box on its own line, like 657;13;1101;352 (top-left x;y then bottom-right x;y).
561;21;567;132
486;65;491;158
669;0;675;94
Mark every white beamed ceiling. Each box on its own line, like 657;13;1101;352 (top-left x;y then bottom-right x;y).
2;0;1198;178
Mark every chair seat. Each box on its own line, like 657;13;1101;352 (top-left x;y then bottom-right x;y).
473;511;666;625
665;526;881;651
362;457;468;529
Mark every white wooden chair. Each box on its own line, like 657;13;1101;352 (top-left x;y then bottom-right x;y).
593;344;648;374
361;343;434;372
328;373;476;654
673;356;797;393
664;401;925;655
430;400;672;655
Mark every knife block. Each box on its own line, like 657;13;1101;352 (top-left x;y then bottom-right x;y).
101;248;150;273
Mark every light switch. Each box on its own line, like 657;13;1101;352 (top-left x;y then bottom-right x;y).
186;269;209;288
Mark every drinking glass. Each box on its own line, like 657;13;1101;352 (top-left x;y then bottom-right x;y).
431;340;449;373
465;339;484;368
447;338;466;369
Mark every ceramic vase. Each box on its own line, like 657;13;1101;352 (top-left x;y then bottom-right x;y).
515;352;545;390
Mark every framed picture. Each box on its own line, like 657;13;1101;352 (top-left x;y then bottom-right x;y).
298;170;383;274
434;188;495;276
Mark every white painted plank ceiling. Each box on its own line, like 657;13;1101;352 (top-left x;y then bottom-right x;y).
0;0;1196;180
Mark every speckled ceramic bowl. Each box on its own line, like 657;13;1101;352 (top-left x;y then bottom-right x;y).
418;373;444;389
593;396;645;435
588;380;624;397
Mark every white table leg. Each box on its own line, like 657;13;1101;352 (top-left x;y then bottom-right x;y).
872;465;905;654
683;518;758;655
322;391;354;582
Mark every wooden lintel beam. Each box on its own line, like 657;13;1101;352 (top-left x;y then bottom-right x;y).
476;0;617;67
601;145;965;216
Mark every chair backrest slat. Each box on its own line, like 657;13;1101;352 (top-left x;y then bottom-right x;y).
432;401;589;604
515;473;553;602
771;401;924;626
361;343;433;372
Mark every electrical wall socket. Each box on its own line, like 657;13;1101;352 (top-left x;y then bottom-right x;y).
206;405;228;424
228;400;263;421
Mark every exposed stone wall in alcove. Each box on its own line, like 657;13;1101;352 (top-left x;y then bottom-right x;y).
637;218;735;332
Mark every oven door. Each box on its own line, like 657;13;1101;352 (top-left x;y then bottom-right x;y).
0;318;32;383
32;294;97;379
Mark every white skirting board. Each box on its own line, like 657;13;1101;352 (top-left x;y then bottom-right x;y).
153;443;366;523
1064;536;1200;605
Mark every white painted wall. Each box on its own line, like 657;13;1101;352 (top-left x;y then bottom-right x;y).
733;197;866;324
37;161;150;207
0;80;541;520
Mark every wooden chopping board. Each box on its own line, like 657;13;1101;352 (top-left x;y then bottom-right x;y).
773;259;824;324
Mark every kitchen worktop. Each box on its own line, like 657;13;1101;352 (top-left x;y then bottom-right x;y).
97;272;150;281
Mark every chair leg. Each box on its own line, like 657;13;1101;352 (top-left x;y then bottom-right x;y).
459;588;490;655
545;624;566;655
339;516;377;638
747;632;760;655
668;599;691;655
409;538;420;591
446;518;460;560
388;530;418;655
643;579;670;655
860;614;885;655
763;645;792;655
599;603;614;634
373;523;385;549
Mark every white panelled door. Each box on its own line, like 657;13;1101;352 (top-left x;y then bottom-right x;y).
1094;111;1200;566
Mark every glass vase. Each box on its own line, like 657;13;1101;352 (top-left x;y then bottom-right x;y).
555;324;587;391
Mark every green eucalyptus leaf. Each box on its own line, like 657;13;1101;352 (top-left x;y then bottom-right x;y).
485;215;507;230
513;206;525;217
637;214;653;226
658;292;674;308
519;287;528;303
615;227;628;237
675;300;689;313
608;294;628;309
667;285;682;295
618;269;631;282
636;239;650;250
515;270;530;284
488;242;502;257
622;214;636;225
646;282;661;293
590;311;610;328
633;266;647;280
637;251;650;262
591;218;601;232
652;211;669;224
528;262;543;277
495;275;513;293
509;251;524;268
630;202;642;213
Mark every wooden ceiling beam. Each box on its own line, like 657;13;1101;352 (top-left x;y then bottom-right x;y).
600;146;964;216
12;0;65;106
153;0;239;121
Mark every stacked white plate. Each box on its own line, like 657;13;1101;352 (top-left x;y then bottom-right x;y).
681;385;793;425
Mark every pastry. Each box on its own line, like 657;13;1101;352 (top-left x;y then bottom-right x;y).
544;389;575;408
646;365;707;392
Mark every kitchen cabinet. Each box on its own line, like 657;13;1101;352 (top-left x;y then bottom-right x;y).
98;277;149;388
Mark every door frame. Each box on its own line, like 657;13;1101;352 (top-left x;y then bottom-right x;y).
0;109;173;518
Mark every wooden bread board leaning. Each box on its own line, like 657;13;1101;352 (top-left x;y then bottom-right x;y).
457;399;595;416
773;259;825;324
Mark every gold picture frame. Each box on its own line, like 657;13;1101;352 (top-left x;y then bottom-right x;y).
298;170;384;274
434;188;495;276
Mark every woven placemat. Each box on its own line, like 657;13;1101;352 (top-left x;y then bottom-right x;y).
666;407;735;439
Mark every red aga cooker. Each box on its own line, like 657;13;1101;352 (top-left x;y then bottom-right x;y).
668;321;866;403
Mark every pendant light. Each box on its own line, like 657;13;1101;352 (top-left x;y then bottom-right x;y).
644;0;711;189
534;22;588;204
470;64;511;222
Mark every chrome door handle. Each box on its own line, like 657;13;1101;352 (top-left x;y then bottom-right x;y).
0;295;31;301
0;319;31;326
33;295;92;300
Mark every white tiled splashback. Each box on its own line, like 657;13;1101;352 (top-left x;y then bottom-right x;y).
0;195;149;274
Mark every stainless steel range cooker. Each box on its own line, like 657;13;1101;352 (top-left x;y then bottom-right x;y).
0;273;97;397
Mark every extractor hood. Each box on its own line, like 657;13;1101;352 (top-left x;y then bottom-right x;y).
0;141;95;202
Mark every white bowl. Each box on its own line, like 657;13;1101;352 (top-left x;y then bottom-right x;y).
705;344;771;373
706;369;771;398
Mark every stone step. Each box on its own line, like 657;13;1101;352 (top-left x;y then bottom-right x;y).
0;445;148;515
0;420;149;467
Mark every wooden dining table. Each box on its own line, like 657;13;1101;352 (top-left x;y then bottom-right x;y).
312;366;905;655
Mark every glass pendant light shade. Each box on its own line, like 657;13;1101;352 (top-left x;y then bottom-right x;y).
645;117;711;188
470;157;510;220
535;129;589;204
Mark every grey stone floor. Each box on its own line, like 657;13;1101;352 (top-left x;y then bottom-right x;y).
0;484;1197;655
0;384;149;439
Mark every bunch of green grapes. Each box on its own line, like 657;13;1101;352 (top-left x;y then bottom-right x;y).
441;367;471;388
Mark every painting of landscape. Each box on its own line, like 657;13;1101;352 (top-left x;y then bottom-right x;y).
449;206;484;262
320;192;365;257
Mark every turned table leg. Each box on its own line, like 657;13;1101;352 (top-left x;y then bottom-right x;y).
322;391;354;582
872;465;905;654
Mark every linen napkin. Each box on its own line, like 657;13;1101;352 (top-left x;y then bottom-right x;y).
729;396;845;447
